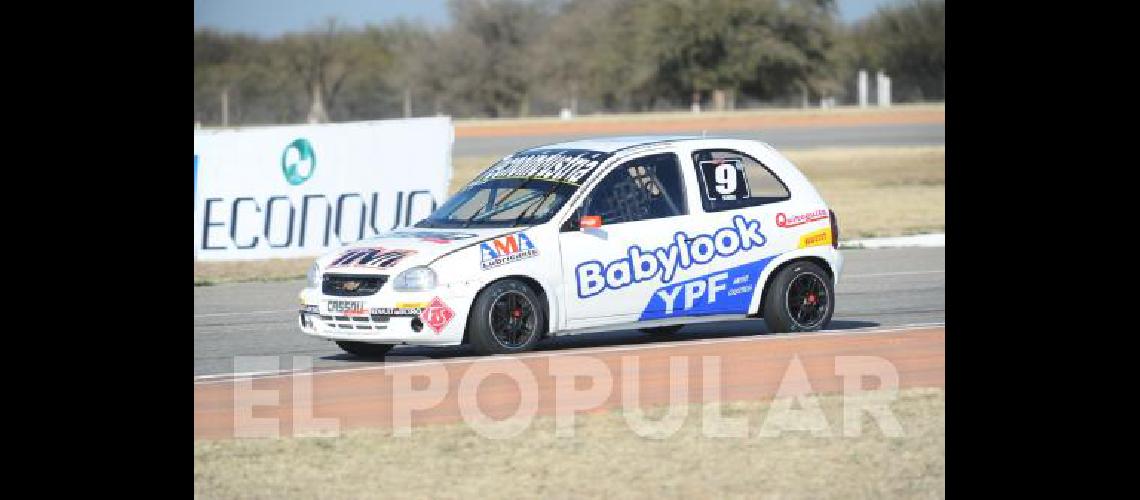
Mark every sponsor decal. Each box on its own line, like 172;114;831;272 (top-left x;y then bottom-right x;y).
797;228;833;249
327;246;415;269
698;158;751;201
480;232;539;270
198;190;440;253
775;209;829;228
472;149;611;186
325;300;366;315
640;256;778;320
576;215;769;299
371;302;429;316
195;119;449;258
281;138;317;186
397;301;429;308
301;304;320;314
420;297;455;334
374;231;478;244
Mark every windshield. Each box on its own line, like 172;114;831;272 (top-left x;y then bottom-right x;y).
416;178;578;228
416;149;612;228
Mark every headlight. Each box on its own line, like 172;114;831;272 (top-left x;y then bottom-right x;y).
392;266;437;291
306;263;320;288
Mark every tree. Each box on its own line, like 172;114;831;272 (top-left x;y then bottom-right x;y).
194;30;260;125
193;0;861;123
848;0;944;101
278;18;369;123
377;21;434;117
530;0;634;113
433;0;552;117
632;0;842;109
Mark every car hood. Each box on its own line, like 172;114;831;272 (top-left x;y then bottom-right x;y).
314;227;525;275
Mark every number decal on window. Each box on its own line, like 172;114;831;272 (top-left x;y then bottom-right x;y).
699;159;749;201
714;163;736;195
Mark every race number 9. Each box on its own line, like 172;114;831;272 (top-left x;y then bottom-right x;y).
699;158;749;202
714;163;736;195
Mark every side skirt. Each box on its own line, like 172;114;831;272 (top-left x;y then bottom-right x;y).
549;313;755;337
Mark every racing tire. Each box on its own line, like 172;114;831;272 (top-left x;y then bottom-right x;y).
468;279;547;355
639;325;684;336
335;341;394;358
762;261;835;334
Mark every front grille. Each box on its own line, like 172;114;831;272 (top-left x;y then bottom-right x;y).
314;314;390;333
322;274;388;296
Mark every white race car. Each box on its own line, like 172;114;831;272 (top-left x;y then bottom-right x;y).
299;136;842;357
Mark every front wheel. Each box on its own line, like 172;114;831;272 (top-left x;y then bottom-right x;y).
467;279;547;355
335;341;394;358
762;261;835;333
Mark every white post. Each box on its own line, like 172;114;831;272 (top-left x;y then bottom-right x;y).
877;71;892;107
221;88;229;127
857;70;868;108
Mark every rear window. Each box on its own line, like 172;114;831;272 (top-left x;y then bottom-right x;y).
692;149;790;212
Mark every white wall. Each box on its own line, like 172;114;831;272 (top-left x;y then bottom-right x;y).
193;117;454;261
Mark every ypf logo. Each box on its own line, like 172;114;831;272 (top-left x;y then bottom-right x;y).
281;138;316;185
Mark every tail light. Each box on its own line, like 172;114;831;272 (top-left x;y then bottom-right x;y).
829;210;839;249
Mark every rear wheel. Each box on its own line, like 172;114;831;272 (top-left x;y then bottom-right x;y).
468;279;547;355
762;261;835;333
335;341;394;358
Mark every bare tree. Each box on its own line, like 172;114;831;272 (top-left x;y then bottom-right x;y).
279;18;363;123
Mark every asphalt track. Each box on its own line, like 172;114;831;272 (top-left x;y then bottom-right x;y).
453;122;944;157
194;246;944;378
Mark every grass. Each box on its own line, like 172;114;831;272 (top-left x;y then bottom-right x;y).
194;259;311;286
453;102;945;127
195;387;944;499
194;145;943;285
787;146;944;238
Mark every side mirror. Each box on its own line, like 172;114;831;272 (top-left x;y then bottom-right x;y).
580;215;603;229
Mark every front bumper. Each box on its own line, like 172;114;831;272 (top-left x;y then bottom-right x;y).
298;286;474;346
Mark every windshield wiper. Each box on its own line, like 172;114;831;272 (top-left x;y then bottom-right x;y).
512;183;559;227
462;177;536;228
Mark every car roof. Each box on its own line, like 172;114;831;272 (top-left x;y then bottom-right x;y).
520;135;711;154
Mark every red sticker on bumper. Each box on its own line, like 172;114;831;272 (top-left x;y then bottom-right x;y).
420;297;455;334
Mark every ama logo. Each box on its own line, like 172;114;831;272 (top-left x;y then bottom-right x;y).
480;232;539;270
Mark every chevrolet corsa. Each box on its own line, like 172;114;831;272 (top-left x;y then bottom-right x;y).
298;136;843;357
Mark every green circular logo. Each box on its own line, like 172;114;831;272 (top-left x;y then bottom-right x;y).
282;138;316;185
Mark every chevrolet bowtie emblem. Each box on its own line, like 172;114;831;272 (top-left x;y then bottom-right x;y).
342;281;361;291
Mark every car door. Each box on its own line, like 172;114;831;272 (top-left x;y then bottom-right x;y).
557;150;705;327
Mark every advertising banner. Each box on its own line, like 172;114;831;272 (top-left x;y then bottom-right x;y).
193;117;453;261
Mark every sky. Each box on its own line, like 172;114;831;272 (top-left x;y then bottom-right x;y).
194;0;901;37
